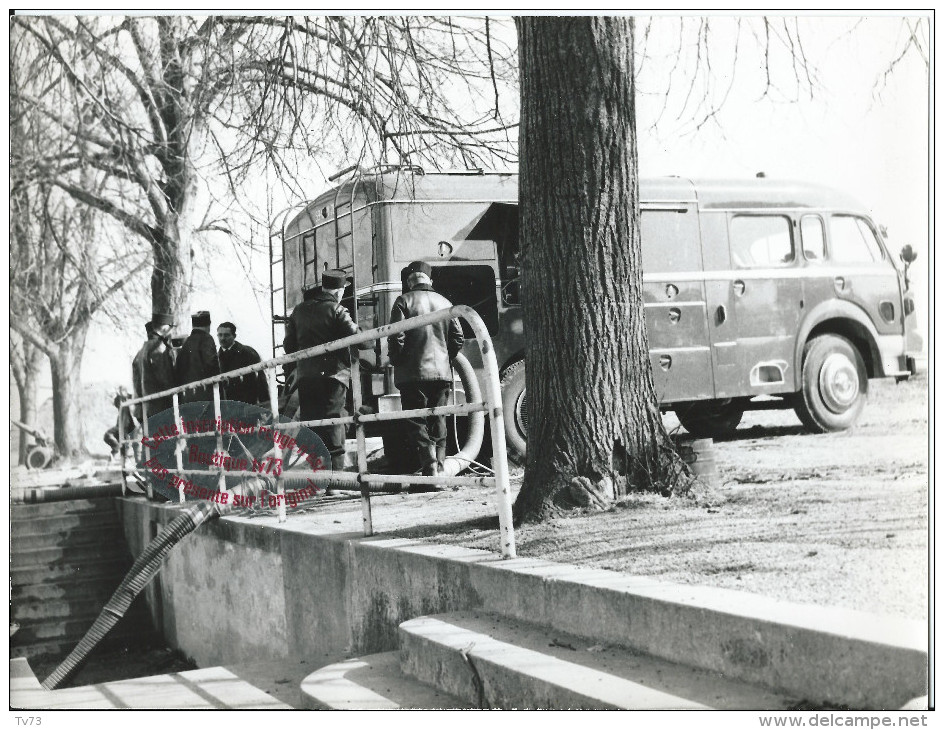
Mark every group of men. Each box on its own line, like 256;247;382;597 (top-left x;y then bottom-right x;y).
124;258;463;479
283;261;462;477
129;312;267;421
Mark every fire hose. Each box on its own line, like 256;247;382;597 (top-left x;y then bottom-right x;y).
40;500;223;690
39;354;484;689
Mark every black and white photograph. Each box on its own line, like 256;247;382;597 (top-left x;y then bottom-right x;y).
7;11;933;720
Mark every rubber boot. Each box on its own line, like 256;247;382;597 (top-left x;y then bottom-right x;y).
436;444;447;477
410;445;440;492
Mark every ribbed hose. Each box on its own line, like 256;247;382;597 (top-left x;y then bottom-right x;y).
41;500;221;690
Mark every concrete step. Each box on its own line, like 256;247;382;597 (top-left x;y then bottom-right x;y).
11;658;292;709
399;610;799;710
12;497;118;519
12;576;126;604
10;628;157;663
11;510;121;537
301;651;472;709
12;610;153;648
10;557;131;587
11;541;129;569
10;615;154;656
12;593;138;623
11;525;125;551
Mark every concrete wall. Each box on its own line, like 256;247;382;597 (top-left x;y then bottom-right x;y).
118;497;927;708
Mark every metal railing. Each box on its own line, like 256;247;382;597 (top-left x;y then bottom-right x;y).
119;305;516;559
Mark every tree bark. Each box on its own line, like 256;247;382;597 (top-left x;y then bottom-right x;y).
48;324;90;461
513;17;687;523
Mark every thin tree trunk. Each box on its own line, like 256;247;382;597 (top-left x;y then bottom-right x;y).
11;345;44;465
48;325;90;460
513;17;687;523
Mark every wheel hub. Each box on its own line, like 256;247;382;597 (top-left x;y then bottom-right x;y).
818;353;859;413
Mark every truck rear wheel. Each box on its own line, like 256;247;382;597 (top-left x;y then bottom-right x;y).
793;334;868;433
500;360;528;459
675;399;744;438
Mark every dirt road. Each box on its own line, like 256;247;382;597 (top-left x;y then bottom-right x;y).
377;374;929;622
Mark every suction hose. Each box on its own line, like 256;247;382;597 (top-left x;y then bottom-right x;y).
443;352;485;477
41;499;223;690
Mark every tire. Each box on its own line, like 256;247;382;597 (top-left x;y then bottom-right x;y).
793;334;868;433
500;360;528;459
675;399;745;438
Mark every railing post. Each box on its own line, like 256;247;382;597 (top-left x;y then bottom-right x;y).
213;383;227;502
141;400;153;501
265;369;286;522
118;403;127;497
173;393;185;503
457;307;517;559
350;356;372;536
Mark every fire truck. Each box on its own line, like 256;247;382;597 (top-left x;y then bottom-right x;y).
270;166;921;460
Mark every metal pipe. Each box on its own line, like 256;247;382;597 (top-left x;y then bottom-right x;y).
14;484;124;503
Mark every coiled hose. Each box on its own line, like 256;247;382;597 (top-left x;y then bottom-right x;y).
442;352;485;478
41;500;222;690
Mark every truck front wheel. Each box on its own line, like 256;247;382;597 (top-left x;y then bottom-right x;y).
793;334;868;433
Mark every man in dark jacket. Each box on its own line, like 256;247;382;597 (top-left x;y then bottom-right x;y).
132;314;177;420
217;321;267;406
283;269;363;471
176;311;221;404
387;261;464;476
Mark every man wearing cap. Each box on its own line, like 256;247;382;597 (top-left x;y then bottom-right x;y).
132;314;177;421
176;311;221;404
387;261;464;476
217;321;267;406
284;269;366;472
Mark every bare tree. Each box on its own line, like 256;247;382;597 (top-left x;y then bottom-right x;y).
10;15;518;329
11;51;149;458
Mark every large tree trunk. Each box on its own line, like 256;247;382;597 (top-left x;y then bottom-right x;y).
48;324;90;461
152;226;193;336
513;17;687;523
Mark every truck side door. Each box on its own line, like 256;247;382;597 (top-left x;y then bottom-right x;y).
725;213;804;395
640;206;714;403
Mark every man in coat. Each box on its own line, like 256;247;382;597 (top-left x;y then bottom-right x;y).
387;261;464;476
132;313;177;421
217;321;268;406
284;269;367;472
176;311;221;404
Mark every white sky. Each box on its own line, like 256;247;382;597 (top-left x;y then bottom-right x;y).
55;14;932;394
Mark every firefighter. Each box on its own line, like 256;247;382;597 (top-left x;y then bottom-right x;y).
176;311;221;404
283;269;366;472
387;261;464;477
132;313;177;421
